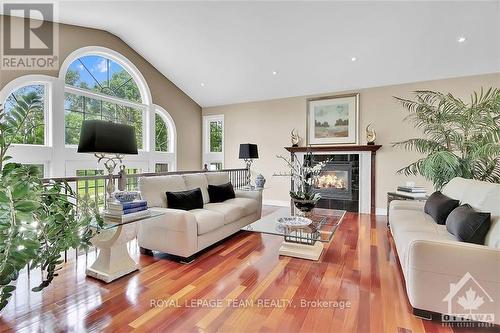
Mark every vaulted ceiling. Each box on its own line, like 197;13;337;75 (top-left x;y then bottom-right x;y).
5;1;500;107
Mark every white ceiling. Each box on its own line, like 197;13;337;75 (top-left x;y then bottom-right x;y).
6;1;500;107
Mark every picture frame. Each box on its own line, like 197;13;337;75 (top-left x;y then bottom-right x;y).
306;93;359;145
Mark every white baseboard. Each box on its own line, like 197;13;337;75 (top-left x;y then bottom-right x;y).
263;199;290;207
376;208;387;216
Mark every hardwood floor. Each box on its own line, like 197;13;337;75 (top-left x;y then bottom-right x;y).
0;206;495;332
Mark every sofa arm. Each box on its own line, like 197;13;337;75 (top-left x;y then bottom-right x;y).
406;239;500;320
137;208;198;257
235;189;263;218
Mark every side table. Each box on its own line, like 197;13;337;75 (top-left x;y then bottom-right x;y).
386;192;427;226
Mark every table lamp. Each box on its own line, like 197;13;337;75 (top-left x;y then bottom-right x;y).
78;120;138;199
239;143;258;186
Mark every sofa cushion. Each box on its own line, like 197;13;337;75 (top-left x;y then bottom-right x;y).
139;175;187;208
390;209;438;234
224;197;258;216
424;191;459;225
206;172;230;185
183;173;210;204
190;209;225;235
166;188;204;211
446;204;491;245
208;182;235;203
204;202;245;224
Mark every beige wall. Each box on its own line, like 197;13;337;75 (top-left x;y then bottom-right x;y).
203;73;500;212
0;16;202;170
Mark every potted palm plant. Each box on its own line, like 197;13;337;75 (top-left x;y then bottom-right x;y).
393;88;500;189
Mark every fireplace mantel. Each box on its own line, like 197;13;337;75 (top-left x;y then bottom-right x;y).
286;145;382;214
285;145;382;153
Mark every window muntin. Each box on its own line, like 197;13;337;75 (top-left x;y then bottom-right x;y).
65;55;141;103
209;120;223;153
3;84;45;145
155;163;169;173
64;92;143;148
155;113;170;152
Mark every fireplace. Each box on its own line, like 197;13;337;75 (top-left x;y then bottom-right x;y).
305;154;360;212
313;162;352;200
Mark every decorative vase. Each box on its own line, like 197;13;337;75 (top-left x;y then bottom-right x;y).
255;174;266;188
292;198;318;213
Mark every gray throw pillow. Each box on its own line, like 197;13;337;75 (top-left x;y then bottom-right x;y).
446;204;491;245
424;191;459;225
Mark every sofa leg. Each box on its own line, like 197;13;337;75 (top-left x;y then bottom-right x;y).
179;255;196;264
413;308;433;321
139;247;154;256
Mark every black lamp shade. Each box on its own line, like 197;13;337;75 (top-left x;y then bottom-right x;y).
239;143;258;159
77;120;138;155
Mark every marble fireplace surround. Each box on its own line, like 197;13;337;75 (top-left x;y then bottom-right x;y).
285;145;382;214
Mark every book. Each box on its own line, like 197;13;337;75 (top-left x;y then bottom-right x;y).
104;209;151;223
107;206;148;215
397;186;427;193
394;191;427;198
107;200;147;210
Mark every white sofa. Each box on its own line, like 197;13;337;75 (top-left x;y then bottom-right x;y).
137;172;262;261
389;177;500;324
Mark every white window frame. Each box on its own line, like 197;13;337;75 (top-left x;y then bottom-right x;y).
203;114;224;168
0;75;53;147
60;48;150;151
1;46;178;177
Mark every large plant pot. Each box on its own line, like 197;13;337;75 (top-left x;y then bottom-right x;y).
292;198;317;213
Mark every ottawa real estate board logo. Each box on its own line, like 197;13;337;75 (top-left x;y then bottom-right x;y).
442;272;495;326
1;3;59;70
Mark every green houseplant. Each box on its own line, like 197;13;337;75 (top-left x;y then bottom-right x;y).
0;99;98;311
393;88;500;189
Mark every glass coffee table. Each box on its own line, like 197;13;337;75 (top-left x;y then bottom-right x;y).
242;207;345;260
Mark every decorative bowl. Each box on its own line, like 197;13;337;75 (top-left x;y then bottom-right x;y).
276;216;312;227
292;198;318;213
113;191;141;203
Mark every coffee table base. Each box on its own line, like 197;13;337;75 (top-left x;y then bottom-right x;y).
279;241;324;261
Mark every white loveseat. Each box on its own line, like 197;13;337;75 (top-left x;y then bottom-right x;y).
389;177;500;324
137;172;262;261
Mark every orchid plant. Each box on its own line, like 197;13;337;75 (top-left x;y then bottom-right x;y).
275;151;328;202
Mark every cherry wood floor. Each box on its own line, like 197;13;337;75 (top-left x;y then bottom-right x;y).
0;207;496;333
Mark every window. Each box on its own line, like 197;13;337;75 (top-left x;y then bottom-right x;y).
65;55;141;103
64;93;143;148
203;115;224;169
209;120;223;153
155;113;169;152
64;54;146;148
3;84;46;145
155;163;169;173
76;169;106;205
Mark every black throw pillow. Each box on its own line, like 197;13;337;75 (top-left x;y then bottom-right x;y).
208;182;235;203
166;188;203;211
424;191;459;225
446;204;491;245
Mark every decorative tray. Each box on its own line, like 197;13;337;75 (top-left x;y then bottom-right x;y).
276;216;312;227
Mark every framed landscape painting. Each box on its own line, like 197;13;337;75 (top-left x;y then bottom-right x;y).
306;93;359;145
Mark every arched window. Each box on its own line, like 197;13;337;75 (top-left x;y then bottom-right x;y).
1;81;49;146
63;52;147;149
155;113;170;152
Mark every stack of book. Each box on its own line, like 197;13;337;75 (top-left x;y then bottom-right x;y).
104;199;150;223
395;185;427;198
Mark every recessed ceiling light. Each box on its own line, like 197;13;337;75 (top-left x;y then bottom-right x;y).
272;71;278;76
200;82;205;87
351;57;357;62
457;36;466;43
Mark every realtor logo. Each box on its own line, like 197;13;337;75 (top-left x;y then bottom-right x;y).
1;3;58;70
442;272;495;324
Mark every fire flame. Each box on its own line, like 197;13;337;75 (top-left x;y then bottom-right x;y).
316;174;347;189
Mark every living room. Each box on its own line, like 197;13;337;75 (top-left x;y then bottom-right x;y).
0;1;499;332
